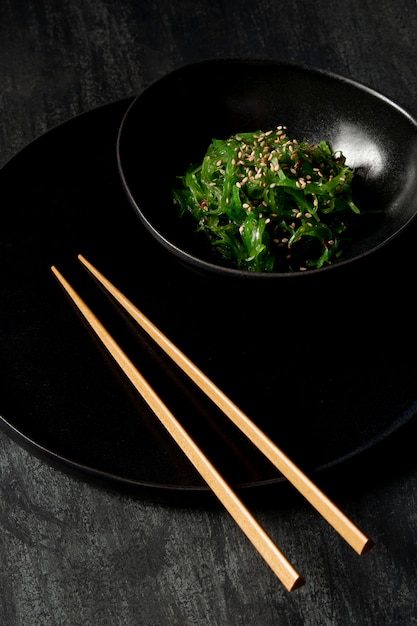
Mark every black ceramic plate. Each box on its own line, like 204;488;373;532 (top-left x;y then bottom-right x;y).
1;97;417;502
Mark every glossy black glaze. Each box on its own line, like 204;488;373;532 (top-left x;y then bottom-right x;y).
117;59;417;278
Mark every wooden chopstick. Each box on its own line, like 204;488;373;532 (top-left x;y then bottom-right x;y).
51;264;305;592
76;254;374;556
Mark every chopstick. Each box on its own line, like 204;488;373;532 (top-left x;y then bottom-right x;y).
51;263;305;592
76;254;374;557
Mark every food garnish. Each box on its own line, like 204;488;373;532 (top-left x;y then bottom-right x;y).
172;126;366;273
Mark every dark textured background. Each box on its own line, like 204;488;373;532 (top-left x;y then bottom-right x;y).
1;1;417;624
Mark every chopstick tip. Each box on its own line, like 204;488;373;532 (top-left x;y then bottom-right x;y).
290;575;306;591
360;538;375;555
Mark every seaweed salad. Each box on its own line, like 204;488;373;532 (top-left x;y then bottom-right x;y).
172;126;364;273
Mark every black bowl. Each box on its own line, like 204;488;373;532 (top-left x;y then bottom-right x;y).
117;59;417;280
